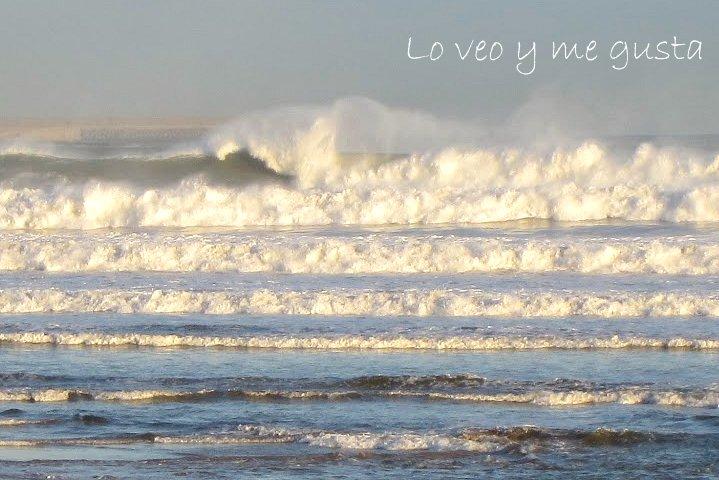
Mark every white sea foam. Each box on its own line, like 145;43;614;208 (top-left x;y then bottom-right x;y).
151;434;293;445
0;418;57;426
0;389;83;403
3;101;719;229
0;428;500;451
0;420;678;451
237;424;507;452
0;386;715;408
2;232;719;274
1;151;719;228
0;287;718;317
303;431;501;451
0;331;717;350
214;387;719;408
417;390;719;408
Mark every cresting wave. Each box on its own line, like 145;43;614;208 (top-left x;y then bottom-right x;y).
0;431;506;452
0;424;679;450
3;287;719;317
2;146;719;228
1;332;718;350
3;99;719;228
0;386;716;408
0;150;288;188
3;232;719;274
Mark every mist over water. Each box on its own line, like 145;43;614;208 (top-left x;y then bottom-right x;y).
2;98;719;230
2;99;719;478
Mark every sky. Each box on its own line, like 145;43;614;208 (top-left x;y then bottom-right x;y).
0;0;717;135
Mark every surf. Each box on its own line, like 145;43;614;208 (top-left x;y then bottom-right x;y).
2;99;719;229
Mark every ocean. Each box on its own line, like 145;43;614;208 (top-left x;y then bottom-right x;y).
0;111;718;478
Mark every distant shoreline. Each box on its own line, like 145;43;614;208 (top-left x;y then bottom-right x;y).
0;117;228;142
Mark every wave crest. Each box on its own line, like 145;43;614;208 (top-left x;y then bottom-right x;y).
1;385;716;408
1;231;719;274
1;331;717;351
0;287;719;317
2;100;719;228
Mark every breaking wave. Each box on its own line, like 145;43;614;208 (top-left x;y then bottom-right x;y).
3;231;719;274
0;424;682;451
0;150;289;188
1;331;717;350
2;100;719;229
0;385;716;408
1;287;719;317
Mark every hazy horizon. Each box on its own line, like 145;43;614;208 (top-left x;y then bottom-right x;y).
1;0;717;136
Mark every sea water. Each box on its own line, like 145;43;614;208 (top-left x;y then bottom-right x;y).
1;112;719;478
